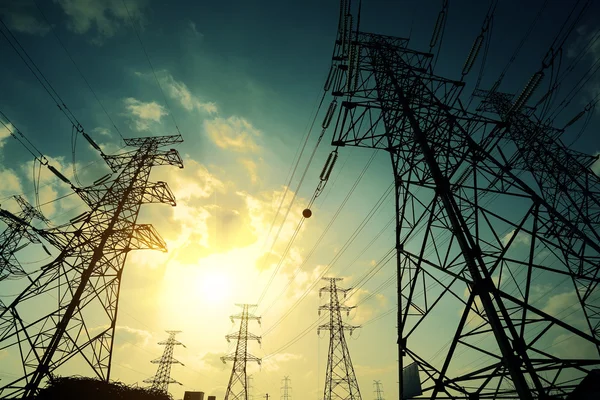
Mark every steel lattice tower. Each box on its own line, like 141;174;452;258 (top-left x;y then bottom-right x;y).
281;376;291;400
0;195;49;281
0;134;183;398
373;381;384;400
144;330;186;393
318;277;361;400
320;1;600;398
222;304;262;400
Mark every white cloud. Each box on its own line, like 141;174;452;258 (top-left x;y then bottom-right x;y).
162;74;217;114
204;116;261;152
56;0;146;44
123;97;167;131
239;158;259;184
0;121;13;148
501;229;530;247
0;168;23;199
591;153;600;176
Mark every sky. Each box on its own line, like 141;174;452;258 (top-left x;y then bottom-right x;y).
0;0;600;399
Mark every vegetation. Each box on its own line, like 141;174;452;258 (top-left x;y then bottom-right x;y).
35;376;171;400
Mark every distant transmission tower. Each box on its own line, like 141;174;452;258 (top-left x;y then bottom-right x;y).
247;374;254;400
222;304;262;400
318;277;361;400
0;134;183;398
281;376;291;400
144;330;186;393
0;195;48;281
373;381;384;400
321;0;600;398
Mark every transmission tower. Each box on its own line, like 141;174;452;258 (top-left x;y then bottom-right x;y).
281;376;291;400
144;330;186;393
247;374;254;400
0;195;49;281
318;277;361;400
319;0;600;398
373;381;384;400
0;134;183;398
221;304;262;400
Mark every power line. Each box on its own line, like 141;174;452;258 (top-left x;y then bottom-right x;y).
121;0;181;136
32;0;125;142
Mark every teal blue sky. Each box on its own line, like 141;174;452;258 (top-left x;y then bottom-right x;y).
1;1;600;399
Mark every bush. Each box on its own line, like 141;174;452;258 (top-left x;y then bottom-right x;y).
35;376;172;400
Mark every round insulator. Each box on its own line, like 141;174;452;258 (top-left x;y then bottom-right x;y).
302;208;313;218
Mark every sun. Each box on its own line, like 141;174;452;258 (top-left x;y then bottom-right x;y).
199;271;232;305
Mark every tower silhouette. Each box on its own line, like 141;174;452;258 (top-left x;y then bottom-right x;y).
281;376;291;400
222;304;262;400
0;195;48;281
318;278;361;400
373;381;384;400
0;134;183;398
320;0;600;397
144;330;186;393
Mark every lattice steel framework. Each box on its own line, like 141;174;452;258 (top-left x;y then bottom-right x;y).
281;376;291;400
144;330;185;393
222;304;262;400
373;381;384;400
321;1;600;398
0;195;48;281
0;134;183;398
318;278;361;400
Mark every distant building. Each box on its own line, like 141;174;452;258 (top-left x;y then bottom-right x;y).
184;392;205;400
207;396;216;400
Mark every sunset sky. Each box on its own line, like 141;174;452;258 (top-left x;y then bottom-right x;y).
1;1;600;399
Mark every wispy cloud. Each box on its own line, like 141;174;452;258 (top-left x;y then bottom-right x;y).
162;74;217;114
123;97;167;131
0;3;49;36
204;116;260;152
239;158;259;184
0;121;14;148
501;229;530;247
56;0;147;44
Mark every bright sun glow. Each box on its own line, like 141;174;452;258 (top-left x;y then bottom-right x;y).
200;271;232;305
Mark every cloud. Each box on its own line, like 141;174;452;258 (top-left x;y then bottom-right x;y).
56;0;147;44
0;3;49;35
541;290;579;318
261;353;303;372
201;351;228;370
0;121;14;148
187;20;203;39
239;158;259;184
501;229;530;247
591;153;600;176
123;97;167;131
162;74;217;114
0;169;23;199
113;325;153;349
204;116;260;152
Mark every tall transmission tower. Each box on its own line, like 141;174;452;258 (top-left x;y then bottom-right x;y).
0;195;49;281
247;374;254;400
318;277;361;400
320;0;600;398
281;376;291;400
373;381;384;400
144;330;186;393
222;304;262;400
0;134;183;398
